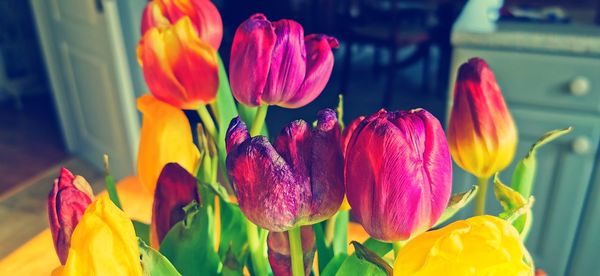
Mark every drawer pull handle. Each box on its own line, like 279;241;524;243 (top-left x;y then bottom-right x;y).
572;137;591;155
569;77;590;96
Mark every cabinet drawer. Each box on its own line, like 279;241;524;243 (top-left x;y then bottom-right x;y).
452;48;600;113
450;107;600;276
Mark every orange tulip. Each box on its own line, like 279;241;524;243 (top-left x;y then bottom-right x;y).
448;58;517;178
138;17;219;109
141;0;223;50
137;94;200;193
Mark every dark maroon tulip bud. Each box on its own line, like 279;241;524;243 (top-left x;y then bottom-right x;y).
345;109;452;241
267;226;316;276
150;163;201;248
48;167;94;264
226;109;344;232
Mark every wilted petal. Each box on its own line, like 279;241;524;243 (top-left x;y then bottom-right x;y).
48;168;93;264
151;163;200;248
285;35;339;108
267;226;316;276
261;20;306;105
230;14;276;106
226;136;299;231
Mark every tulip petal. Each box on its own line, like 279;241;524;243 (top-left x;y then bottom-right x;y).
285;35;338;108
151;163;200;248
230;14;276;106
188;0;223;49
262;19;306;105
341;115;365;157
225;117;250;154
226;136;300;231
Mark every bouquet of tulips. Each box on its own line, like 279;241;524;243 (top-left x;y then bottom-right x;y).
46;1;572;275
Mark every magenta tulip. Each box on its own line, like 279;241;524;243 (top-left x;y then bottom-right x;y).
151;163;200;248
226;109;344;231
345;109;452;241
48;167;94;264
267;226;316;276
229;13;339;108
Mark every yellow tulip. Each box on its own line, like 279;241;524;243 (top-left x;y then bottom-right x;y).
394;215;533;276
52;196;143;275
137;94;200;193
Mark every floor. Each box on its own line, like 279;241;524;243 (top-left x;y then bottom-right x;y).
0;94;67;196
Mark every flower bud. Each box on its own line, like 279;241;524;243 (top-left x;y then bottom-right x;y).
48;168;94;264
230;14;339;108
345;109;452;241
151;163;201;248
448;57;518;178
226;109;344;231
394;215;533;275
267;226;316;276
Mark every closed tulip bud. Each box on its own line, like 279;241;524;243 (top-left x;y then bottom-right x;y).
226;109;344;231
48;168;94;264
345;109;452;241
137;94;200;193
394;215;533;275
341;116;365;157
448;57;517;178
151;163;201;248
141;0;223;50
52;196;143;276
138;16;219;109
230;14;339;108
267;226;316;276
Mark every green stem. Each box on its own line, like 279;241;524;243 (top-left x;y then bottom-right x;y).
246;222;268;276
324;212;338;246
288;227;305;276
102;155;122;209
250;104;269;136
197;104;218;140
474;177;489;216
392;241;403;259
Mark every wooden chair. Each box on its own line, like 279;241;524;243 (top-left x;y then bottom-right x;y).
337;0;433;107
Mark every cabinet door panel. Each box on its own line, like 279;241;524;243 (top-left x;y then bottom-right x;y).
450;107;599;276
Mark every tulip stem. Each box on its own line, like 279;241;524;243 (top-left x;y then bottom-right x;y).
246;222;268;276
197;104;218;141
392;241;404;258
289;227;305;276
250;104;269;136
474;177;489;216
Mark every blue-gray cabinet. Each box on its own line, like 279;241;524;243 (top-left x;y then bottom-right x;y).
450;23;600;276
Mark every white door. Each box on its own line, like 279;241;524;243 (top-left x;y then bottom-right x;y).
30;0;139;179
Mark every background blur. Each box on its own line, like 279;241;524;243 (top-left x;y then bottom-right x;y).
1;0;600;275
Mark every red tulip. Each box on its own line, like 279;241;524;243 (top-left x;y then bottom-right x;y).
345;109;452;241
225;109;344;231
48;167;94;264
141;0;223;49
151;163;200;248
137;16;219;109
267;226;316;276
230;14;339;108
341;116;365;157
448;57;517;178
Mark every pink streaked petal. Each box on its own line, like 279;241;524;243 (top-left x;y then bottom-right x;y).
230;13;276;107
225;117;250;154
284;35;338;108
261;19;307;105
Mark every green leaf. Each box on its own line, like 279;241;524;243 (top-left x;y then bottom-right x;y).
434;185;478;227
102;154;122;209
218;197;249;274
133;220;150;245
314;223;334;271
336;94;345;129
362;238;392;257
138;238;181;276
511;127;572;198
320;254;347;276
333;211;349;256
159;201;222;275
335;241;390;276
493;174;534;238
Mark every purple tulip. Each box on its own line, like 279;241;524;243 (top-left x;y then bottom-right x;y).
226;109;344;231
48;167;94;264
229;13;339;108
151;163;200;248
345;109;452;241
268;226;316;276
